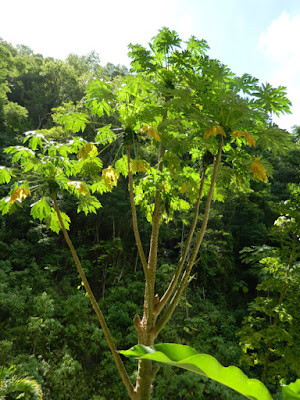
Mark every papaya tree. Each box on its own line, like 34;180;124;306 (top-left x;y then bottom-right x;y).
0;28;293;399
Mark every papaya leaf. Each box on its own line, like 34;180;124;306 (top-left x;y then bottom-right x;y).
4;146;35;162
9;187;31;204
67;181;90;196
30;197;51;221
46;209;70;233
282;379;300;400
77;143;98;160
95;125;118;145
0;167;13;184
58;112;90;133
120;343;273;400
77;195;102;215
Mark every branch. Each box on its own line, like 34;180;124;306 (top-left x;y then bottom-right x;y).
126;145;149;279
52;193;135;399
155;170;206;316
154;140;223;336
145;144;165;328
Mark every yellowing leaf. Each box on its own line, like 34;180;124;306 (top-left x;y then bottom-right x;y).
195;104;203;110
251;157;268;181
77;143;98;160
232;131;256;147
131;159;150;173
102;166;119;189
180;182;187;194
141;125;161;141
9;187;31;204
204;125;226;139
67;181;90;196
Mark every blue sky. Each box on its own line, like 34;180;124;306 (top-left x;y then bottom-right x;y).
1;0;300;130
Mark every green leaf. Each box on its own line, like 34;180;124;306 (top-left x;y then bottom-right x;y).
5;146;35;162
0;167;13;184
23;131;47;150
0;198;13;215
77;195;102;215
30;197;51;221
95;125;118;145
58;112;90;133
46;209;70;233
115;155;129;177
120;343;273;400
282;379;300;400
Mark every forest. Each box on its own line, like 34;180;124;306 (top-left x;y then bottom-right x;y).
0;28;299;400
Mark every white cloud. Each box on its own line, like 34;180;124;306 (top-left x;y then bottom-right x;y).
258;12;300;63
258;12;300;130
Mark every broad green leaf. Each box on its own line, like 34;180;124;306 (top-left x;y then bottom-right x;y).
23;131;47;150
77;157;103;176
46;209;70;233
120;343;273;400
4;146;35;162
30;198;51;221
115;155;128;177
58;112;89;133
90;179;110;194
0;198;13;215
282;379;300;400
22;158;41;172
95;125;118;145
77;195;102;215
0;167;13;184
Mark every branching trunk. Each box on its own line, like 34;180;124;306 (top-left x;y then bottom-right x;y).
155;170;206;316
154;140;223;336
126;145;149;279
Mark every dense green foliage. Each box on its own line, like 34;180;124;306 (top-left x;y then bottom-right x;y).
0;30;299;399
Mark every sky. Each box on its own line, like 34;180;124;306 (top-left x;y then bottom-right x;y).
1;0;300;131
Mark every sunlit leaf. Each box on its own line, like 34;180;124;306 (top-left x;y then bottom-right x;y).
141;125;161;141
282;379;300;399
58;112;90;133
204;125;226;139
0;167;13;184
77;143;98;160
95;125;118;145
251;157;268;182
47;209;70;233
102;166;119;189
115;155;129;177
77;195;102;215
131;159;150;173
77;157;103;176
30;197;51;221
67;181;90;196
9;187;31;204
232;131;256;147
120;343;273;400
180;182;187;194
